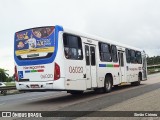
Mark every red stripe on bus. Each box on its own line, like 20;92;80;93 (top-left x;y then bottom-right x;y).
114;64;119;67
37;69;44;72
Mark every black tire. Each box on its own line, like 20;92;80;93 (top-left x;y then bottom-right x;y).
131;74;141;86
103;76;113;93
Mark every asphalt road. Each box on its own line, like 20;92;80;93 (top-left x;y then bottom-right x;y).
0;73;160;120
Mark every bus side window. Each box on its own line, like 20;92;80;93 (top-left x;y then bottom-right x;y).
90;46;96;66
78;49;82;59
125;48;131;63
120;53;124;67
136;51;142;64
99;42;111;62
64;47;70;58
63;33;83;60
130;50;136;63
85;45;90;65
111;45;118;62
70;48;77;59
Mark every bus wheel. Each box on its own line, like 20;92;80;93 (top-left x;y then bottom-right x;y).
69;91;84;95
131;74;141;86
103;76;113;93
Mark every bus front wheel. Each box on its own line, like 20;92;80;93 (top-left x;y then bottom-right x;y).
131;73;141;86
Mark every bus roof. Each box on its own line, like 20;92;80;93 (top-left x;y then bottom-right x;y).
15;25;144;52
63;27;143;52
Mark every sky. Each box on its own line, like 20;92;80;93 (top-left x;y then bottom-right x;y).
0;0;160;76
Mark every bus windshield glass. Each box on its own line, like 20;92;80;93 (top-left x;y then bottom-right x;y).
15;26;55;60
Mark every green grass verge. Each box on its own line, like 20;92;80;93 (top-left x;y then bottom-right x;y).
4;82;16;86
147;68;160;75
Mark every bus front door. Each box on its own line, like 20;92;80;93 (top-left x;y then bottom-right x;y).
142;54;147;80
85;44;97;88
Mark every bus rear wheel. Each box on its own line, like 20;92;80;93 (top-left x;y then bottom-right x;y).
103;76;113;93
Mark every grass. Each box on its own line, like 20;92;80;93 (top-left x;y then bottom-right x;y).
1;82;18;96
147;68;160;75
4;82;16;86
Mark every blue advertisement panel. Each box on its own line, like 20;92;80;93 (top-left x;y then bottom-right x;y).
15;26;55;56
14;25;63;66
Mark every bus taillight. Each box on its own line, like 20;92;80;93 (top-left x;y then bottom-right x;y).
14;66;18;81
54;62;60;80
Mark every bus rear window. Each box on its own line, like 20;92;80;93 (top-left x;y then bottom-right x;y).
15;26;55;60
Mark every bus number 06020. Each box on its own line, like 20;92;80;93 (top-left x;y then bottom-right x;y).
41;74;53;79
69;66;83;73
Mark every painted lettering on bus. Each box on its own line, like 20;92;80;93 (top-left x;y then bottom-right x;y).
69;66;83;73
138;67;142;70
129;68;138;71
23;66;45;70
40;74;53;79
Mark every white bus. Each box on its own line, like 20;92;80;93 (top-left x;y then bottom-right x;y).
14;25;147;94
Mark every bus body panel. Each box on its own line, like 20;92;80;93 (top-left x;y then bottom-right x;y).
16;78;65;90
17;63;54;82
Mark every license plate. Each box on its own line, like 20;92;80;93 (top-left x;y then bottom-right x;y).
30;84;40;88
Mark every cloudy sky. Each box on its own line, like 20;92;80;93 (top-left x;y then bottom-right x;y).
0;0;160;75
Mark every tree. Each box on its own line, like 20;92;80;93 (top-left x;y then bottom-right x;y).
147;56;160;65
6;77;13;82
0;68;9;82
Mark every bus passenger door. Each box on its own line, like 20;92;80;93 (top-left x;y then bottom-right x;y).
118;51;126;83
85;44;97;88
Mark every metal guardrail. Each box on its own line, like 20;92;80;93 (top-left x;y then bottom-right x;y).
0;86;16;91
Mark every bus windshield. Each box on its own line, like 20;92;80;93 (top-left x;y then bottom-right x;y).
15;26;55;60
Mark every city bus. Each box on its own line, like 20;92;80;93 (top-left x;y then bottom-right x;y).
14;25;147;94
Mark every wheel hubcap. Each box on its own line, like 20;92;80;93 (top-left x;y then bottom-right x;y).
106;81;110;89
